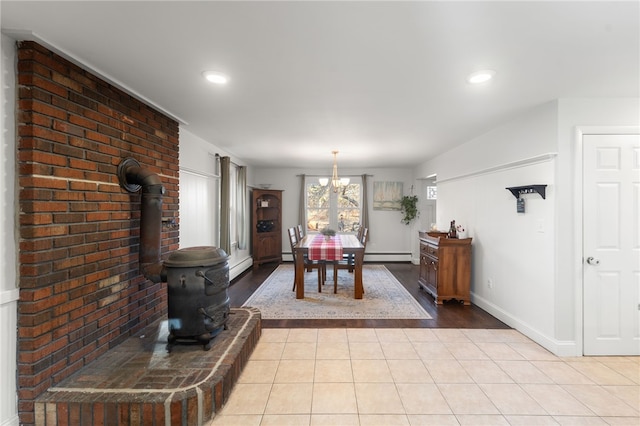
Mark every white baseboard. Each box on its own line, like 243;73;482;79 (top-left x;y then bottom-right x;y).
364;253;412;262
229;257;253;281
472;292;579;357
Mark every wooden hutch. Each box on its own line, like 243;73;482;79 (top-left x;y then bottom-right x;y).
418;231;472;305
252;189;283;268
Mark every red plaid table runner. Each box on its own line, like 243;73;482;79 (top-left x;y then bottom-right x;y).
308;235;344;261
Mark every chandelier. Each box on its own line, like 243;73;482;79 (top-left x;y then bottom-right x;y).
319;150;350;192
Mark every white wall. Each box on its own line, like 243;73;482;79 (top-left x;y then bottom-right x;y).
438;160;557;344
417;101;559;350
0;34;19;426
414;98;640;356
253;167;417;262
415;101;559;182
179;127;254;280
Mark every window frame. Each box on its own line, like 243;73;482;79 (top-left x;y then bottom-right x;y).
305;176;362;234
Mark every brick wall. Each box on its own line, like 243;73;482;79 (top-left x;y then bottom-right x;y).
16;41;180;425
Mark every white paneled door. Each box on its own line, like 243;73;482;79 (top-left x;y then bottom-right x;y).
583;134;640;355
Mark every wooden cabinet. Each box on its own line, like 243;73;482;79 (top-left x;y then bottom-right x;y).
252;189;283;268
418;231;472;305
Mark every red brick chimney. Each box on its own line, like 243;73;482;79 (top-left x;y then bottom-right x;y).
16;41;180;425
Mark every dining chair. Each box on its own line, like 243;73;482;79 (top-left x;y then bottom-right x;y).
360;227;368;247
341;226;366;272
294;224;314;272
331;227;368;293
288;227;325;292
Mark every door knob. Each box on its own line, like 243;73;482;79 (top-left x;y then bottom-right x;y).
586;256;600;265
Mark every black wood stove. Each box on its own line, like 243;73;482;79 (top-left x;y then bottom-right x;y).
117;158;231;352
164;246;230;351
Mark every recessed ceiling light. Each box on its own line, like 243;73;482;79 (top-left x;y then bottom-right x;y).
467;70;496;84
202;71;229;85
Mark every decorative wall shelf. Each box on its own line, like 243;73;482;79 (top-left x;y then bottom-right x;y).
506;185;547;199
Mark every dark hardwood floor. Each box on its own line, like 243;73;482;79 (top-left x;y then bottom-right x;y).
229;261;510;329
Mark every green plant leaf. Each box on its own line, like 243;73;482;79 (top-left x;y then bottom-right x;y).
400;195;419;225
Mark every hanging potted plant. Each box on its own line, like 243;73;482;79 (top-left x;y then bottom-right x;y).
400;195;419;225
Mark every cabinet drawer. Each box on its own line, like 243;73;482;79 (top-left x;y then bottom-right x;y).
421;253;437;265
422;244;438;258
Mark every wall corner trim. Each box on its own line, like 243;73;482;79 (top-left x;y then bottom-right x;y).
437;152;558;185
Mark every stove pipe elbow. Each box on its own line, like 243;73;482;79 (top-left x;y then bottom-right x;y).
117;158;167;283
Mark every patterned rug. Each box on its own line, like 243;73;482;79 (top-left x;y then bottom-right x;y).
242;264;432;319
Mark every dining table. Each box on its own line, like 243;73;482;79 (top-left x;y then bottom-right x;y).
294;234;365;299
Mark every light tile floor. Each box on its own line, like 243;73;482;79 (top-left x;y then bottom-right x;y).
209;328;639;425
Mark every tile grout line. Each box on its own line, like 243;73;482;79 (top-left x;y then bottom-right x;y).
211;328;639;425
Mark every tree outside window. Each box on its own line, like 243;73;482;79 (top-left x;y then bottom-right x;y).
306;178;361;233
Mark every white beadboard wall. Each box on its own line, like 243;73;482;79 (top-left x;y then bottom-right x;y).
1;34;19;426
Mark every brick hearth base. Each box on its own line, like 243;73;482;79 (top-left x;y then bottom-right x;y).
34;308;261;426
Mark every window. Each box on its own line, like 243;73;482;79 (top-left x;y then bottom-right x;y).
179;169;218;248
427;185;437;200
229;164;238;249
306;177;361;233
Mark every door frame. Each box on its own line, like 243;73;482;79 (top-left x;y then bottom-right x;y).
573;126;640;355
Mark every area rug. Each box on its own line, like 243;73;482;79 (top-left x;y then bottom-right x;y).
242;264;432;319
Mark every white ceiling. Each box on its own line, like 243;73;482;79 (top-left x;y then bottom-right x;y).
2;1;638;168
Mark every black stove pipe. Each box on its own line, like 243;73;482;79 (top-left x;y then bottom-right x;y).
117;158;167;283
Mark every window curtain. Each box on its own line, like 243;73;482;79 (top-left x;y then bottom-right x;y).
361;174;369;236
236;165;247;250
219;156;231;255
298;174;306;230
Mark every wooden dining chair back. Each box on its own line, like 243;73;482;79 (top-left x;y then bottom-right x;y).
288;227;324;292
341;227;368;274
295;224;312;271
288;226;298;252
331;230;368;294
360;227;369;248
342;226;364;268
